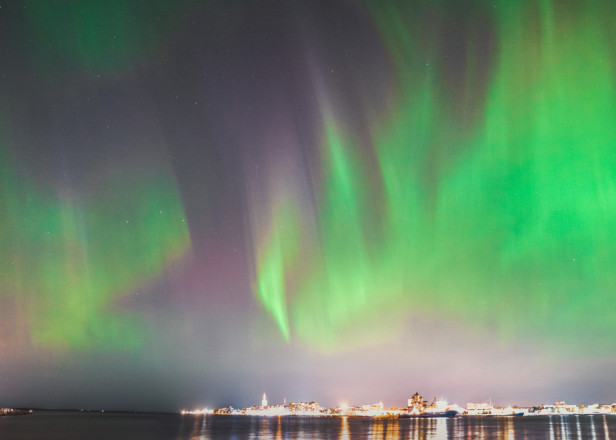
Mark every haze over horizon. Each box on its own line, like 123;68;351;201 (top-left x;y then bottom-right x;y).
2;0;616;412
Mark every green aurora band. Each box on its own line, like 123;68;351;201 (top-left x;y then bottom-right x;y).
0;148;190;350
254;0;616;351
25;0;195;72
0;0;194;352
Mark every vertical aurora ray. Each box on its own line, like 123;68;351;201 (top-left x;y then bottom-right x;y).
254;200;301;342
292;118;377;345
0;147;190;350
254;0;616;351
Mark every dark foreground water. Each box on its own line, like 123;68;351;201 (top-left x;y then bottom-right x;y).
1;412;615;439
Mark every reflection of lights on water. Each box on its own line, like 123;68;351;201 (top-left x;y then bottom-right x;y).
200;419;210;440
431;418;448;440
411;419;419;439
560;414;568;439
200;417;207;440
339;416;350;440
275;416;282;440
385;419;399;440
371;419;385;438
506;417;514;440
261;417;269;439
177;414;616;440
186;414;209;440
403;418;449;440
365;419;372;438
466;418;472;440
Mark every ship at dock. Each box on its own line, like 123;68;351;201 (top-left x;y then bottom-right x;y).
398;410;458;418
398;392;458;418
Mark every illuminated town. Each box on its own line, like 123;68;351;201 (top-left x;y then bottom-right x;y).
181;392;616;418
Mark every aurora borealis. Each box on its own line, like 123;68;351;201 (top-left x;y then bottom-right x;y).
2;0;616;411
256;0;616;351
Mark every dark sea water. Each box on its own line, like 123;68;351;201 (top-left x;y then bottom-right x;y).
1;412;615;439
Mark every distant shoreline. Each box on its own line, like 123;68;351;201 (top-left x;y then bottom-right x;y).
1;409;177;416
0;409;32;416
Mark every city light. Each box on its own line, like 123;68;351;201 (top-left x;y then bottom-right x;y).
181;393;616;418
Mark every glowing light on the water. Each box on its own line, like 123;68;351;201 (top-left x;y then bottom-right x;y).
339;417;350;440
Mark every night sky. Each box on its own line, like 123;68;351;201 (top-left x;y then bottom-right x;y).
2;0;616;412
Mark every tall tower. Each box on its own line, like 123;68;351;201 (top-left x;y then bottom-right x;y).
262;393;268;407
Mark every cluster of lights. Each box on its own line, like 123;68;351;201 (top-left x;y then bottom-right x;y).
180;408;214;415
181;394;616;418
